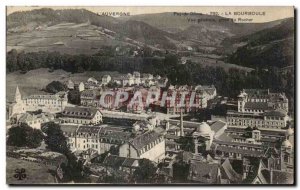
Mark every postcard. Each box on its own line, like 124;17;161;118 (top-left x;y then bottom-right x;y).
6;6;295;185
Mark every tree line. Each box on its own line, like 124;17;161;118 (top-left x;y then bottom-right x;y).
7;49;294;110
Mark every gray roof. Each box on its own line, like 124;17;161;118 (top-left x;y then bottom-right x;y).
215;146;264;157
244;102;269;110
62;106;100;119
168;119;200;129
214;140;262;148
129;131;162;150
100;131;131;142
77;125;101;134
81;89;100;98
210;121;226;132
225;127;286;136
188;161;220;183
263;109;287;117
102;155;139;168
26;94;62;100
60;124;79;135
215;133;233;142
221;158;242;182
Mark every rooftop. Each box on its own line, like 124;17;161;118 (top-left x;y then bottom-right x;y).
188;160;219;183
129;131;162;151
62;106;100;119
244;102;269;110
102;154;139;168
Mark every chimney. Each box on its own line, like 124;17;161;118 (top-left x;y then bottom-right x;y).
166;120;170;131
180;109;184;136
270;168;273;184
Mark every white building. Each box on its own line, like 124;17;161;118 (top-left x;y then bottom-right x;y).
7;86;68;119
61;106;103;125
87;77;98;85
101;75;111;85
227;89;289;130
237;89;288;113
75;82;85;92
119;131;165;163
14;112;55;129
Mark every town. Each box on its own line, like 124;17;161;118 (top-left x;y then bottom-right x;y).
6;71;294;184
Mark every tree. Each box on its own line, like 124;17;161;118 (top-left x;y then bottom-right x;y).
45;81;67;94
7;123;44;148
68;89;81;105
176;136;195;152
41;122;86;182
133;159;157;183
172;161;190;182
243;126;254;138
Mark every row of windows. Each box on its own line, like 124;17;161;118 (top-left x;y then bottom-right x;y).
26;99;60;104
218;143;261;152
228;118;285;128
138;137;163;155
64;118;98;124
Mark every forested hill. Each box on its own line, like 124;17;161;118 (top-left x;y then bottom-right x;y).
7;8;118;30
226;18;294;68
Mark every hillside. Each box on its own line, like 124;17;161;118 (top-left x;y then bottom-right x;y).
7;8;294;68
226;18;294;68
7;9;183;51
124;12;285;36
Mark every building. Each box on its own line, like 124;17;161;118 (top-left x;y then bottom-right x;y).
74;82;85;92
80;89;101;107
187;158;242;184
64;80;74;90
7;86;68;119
165;85;209;115
111;72;167;88
243;158;293;184
61;106;103;125
226;109;289;130
24;93;68;113
98;128;132;154
237;89;288;113
101;75;111;85
227;89;289;130
60;124;132;154
60;124;79;151
7;86;26;118
75;126;102;153
132;72;141;85
119;131;165;162
113;74;135;87
214;139;265;160
87;77;98;85
195;85;217;100
102;154;140;174
15;112;55;129
193;122;215;152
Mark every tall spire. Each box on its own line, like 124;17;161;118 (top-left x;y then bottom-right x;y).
14;85;21;102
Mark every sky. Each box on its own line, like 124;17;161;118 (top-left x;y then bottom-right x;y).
7;6;294;23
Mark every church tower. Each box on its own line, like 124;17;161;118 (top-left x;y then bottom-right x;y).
14;86;22;103
8;86;25;119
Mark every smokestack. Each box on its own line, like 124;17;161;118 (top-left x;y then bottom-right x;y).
166;120;170;131
180;109;184;136
270;168;273;184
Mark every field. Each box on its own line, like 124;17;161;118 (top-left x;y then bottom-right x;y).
7;22;133;55
6;157;56;184
6;68;122;102
185;55;254;72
